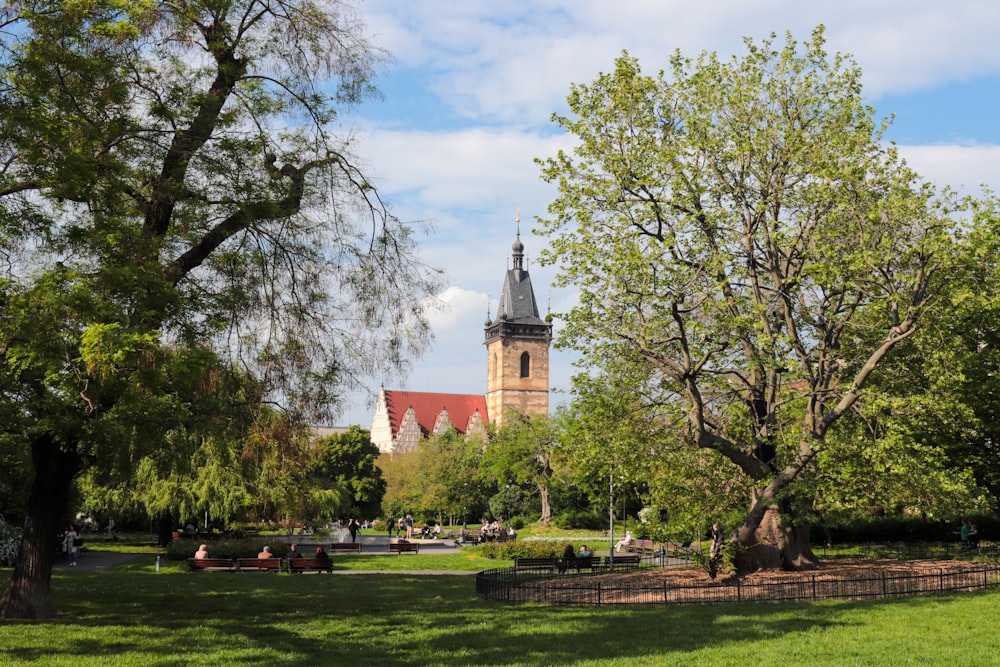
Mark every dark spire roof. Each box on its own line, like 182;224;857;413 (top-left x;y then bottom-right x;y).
486;213;551;332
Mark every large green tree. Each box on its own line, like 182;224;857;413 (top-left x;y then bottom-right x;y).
0;0;437;619
537;28;965;571
309;426;385;520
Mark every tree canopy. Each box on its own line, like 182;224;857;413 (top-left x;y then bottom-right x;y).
0;0;437;619
536;26;970;570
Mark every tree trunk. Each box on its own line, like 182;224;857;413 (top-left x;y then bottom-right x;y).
732;502;819;574
537;483;551;524
0;435;81;619
156;513;174;547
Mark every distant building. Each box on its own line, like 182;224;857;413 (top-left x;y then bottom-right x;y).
370;388;488;453
371;219;553;454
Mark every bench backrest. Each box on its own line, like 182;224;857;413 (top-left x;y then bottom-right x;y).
188;557;233;569
288;558;330;569
237;557;281;570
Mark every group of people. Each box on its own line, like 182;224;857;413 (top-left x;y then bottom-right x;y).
192;542;330;563
386;514;415;539
558;543;595;572
479;520;516;542
959;519;980;548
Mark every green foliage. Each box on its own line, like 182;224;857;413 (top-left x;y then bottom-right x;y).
163;538;283;561
309;426;385;519
477;540;568;560
535;26;974;554
0;518;20;567
0;0;439;618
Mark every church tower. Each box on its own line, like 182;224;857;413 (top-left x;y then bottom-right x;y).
484;216;553;427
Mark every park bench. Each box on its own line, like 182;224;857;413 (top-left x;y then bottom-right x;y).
625;538;658;555
453;529;481;545
327;542;362;553
514;557;558;572
286;557;333;573
236;557;282;572
188;557;235;572
604;554;641;571
558;556;603;573
387;541;420;554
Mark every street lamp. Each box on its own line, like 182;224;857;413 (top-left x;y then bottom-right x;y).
608;470;615;569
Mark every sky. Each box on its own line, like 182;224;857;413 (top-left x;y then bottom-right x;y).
333;0;1000;427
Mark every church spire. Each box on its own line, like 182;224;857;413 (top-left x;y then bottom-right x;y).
512;210;524;272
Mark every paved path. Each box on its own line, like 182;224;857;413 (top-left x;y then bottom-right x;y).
54;550;142;570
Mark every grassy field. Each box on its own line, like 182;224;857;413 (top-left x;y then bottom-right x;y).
1;552;998;666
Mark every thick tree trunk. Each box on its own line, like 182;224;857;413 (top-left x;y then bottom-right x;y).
537;483;551;524
156;513;175;547
733;502;819;574
0;435;81;620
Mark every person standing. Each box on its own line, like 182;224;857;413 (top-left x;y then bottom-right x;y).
348;518;359;543
386;516;394;538
405;514;414;540
64;524;81;566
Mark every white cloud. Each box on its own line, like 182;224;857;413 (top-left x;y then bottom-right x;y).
424;286;488;331
361;0;1000;123
335;1;1000;428
897;144;1000;195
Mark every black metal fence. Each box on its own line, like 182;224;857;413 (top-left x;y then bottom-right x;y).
476;561;1000;606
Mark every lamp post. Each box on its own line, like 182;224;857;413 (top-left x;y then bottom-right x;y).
608;470;614;569
462;483;468;531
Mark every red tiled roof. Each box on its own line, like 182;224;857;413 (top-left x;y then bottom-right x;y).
383;390;488;437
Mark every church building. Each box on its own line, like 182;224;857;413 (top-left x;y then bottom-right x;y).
370;220;553;454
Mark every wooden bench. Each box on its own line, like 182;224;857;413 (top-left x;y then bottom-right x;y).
557;556;603;573
327;542;362;553
387;541;420;554
605;554;641;571
514;557;558;572
188;557;235;572
625;538;658;555
452;529;481;545
286;557;332;573
236;557;282;572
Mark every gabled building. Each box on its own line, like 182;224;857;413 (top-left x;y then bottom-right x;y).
370;388;488;454
371;218;552;454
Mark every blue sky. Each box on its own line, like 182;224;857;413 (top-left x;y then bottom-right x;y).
334;0;1000;427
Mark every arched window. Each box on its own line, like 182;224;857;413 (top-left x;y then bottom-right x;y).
520;352;530;378
493;353;498;380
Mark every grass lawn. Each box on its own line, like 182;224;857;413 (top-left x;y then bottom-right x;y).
1;554;998;666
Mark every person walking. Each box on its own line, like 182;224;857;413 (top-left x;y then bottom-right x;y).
64;524;81;566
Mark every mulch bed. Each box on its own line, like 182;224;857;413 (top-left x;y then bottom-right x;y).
512;559;998;605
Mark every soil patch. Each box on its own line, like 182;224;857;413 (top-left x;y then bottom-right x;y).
513;559;997;605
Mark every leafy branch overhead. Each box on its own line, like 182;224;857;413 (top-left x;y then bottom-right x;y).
0;0;438;619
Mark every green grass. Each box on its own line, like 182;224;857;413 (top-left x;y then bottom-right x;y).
2;555;999;666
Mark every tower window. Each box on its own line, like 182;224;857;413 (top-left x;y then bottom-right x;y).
520;352;530;378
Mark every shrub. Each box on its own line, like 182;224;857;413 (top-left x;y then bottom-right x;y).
0;517;20;567
478;540;567;560
164;538;289;561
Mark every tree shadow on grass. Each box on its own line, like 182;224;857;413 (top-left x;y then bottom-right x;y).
1;568;993;666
